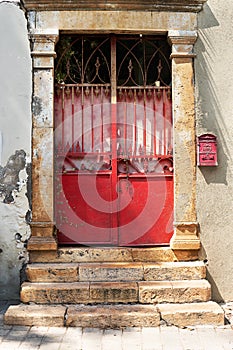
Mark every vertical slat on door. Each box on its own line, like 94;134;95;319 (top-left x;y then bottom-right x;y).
111;36;118;242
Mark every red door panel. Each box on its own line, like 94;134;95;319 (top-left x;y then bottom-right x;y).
118;175;173;246
56;172;115;245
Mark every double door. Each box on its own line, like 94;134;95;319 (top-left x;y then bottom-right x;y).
54;35;173;246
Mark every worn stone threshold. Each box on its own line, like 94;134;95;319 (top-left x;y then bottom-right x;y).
29;246;199;263
4;302;225;328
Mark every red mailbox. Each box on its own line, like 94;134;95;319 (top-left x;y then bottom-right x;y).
197;133;218;166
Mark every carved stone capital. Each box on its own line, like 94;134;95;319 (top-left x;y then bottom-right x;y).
30;29;59;45
168;30;197;58
30;30;59;69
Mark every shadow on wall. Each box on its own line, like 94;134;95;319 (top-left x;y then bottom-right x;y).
195;4;231;185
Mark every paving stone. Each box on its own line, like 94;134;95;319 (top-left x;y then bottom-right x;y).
81;328;103;350
4;305;66;327
122;327;142;350
26;263;79;282
141;327;163;350
79;262;143;282
20;282;90;304
160;326;183;350
158;301;224;327
143;261;206;281
102;329;122;350
66;304;160;328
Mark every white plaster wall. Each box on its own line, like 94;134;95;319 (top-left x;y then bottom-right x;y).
0;2;31;299
196;0;233;301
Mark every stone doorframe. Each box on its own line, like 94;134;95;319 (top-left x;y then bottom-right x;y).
26;1;207;254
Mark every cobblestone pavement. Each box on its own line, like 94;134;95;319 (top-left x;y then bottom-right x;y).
0;301;233;350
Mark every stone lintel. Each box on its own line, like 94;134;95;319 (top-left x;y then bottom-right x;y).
23;1;207;13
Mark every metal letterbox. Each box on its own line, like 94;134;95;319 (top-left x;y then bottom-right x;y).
197;133;218;166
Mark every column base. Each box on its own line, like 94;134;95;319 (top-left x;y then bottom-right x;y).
28;222;57;251
170;222;201;250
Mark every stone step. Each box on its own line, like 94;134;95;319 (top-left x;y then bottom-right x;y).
20;279;211;304
26;261;206;283
29;246;199;263
4;302;224;328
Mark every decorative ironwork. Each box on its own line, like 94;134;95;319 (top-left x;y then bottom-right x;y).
55;35;171;87
116;37;171;87
55;35;172;175
55;36;111;84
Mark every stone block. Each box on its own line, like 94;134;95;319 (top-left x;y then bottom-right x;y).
4;304;66;327
158;301;225;327
20;282;90;304
79;263;143;282
90;282;138;303
66;304;160;328
143;261;206;281
132;247;177;262
139;281;173;304
48;248;133;263
32;127;54;222
33;70;54;128
26;263;78;282
171;280;211;303
139;279;211;304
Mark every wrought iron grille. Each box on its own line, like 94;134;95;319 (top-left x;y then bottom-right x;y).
55;35;171;86
54;35;172;174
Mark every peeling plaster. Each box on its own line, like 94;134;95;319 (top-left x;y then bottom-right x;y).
0;150;27;203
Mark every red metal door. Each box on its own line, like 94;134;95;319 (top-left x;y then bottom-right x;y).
54;35;173;246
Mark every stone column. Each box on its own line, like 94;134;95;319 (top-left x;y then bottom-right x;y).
168;30;200;250
27;29;59;251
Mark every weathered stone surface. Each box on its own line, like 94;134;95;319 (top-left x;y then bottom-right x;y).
132;247;177;262
35;10;196;33
4;304;66;327
158;301;225;327
79;262;143;282
23;0;207;13
52;248;133;263
20;282;90;304
29;247;200;263
27;236;57;251
26;263;78;282
31;127;54;222
139;281;173;304
33;70;54;128
143;261;206;281
90;282;138;303
170;280;211;303
139;280;211;304
66;304;160;328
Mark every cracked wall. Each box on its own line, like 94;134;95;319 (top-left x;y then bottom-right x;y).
0;1;31;299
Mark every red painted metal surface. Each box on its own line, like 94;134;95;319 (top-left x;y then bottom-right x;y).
54;35;173;246
197;133;218;166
